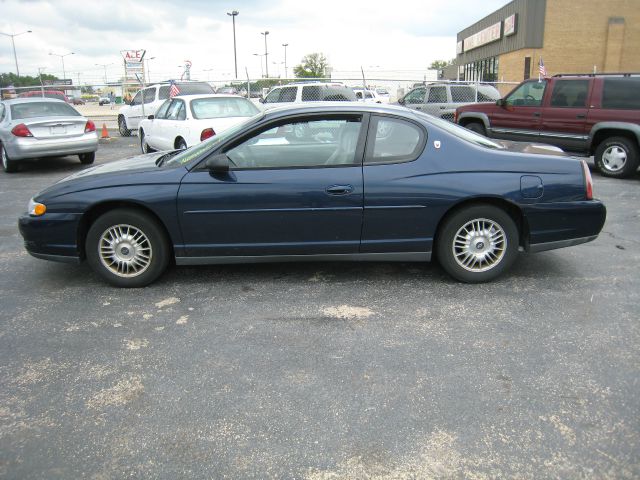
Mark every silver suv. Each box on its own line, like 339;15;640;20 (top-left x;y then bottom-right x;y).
397;82;501;122
261;82;357;109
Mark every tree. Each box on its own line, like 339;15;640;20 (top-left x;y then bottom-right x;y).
293;53;329;78
0;72;60;88
429;60;451;70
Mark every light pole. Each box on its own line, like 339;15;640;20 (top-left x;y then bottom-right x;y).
0;30;32;77
95;63;113;84
282;43;289;79
261;31;269;78
227;10;239;79
49;51;74;82
37;67;46;97
145;57;155;83
253;53;264;78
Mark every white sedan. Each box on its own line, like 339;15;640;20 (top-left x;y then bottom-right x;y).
138;94;260;153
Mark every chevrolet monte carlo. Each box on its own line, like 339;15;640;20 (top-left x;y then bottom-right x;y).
19;103;606;287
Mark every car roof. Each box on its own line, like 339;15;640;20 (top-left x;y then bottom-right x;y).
1;97;68;105
263;102;417;118
174;93;247;101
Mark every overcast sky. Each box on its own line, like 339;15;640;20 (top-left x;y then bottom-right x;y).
1;0;508;84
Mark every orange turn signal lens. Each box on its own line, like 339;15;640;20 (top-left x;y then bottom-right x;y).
34;204;46;216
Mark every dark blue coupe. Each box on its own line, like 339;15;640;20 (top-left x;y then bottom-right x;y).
19;103;606;287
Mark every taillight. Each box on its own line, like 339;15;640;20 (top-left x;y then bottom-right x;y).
85;120;96;133
200;128;215;141
581;160;593;200
11;123;33;137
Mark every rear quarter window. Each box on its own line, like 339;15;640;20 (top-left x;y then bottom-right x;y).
601;78;640;110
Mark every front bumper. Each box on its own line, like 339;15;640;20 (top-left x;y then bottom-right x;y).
524;200;607;252
18;212;83;263
5;133;98;160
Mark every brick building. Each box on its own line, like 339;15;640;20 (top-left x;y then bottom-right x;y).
455;0;640;83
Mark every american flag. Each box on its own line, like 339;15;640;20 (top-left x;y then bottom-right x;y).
169;80;180;98
539;57;547;78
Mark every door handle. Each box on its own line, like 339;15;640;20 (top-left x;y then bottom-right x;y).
439;106;447;109
533;112;541;117
576;114;586;119
415;106;422;110
325;184;354;195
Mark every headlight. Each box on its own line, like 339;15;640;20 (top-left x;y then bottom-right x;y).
28;198;47;216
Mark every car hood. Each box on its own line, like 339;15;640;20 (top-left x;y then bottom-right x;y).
57;151;169;183
497;140;567;157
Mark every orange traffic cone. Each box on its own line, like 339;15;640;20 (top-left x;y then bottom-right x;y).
101;123;110;139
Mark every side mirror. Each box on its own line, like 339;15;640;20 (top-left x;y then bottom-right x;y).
147;114;154;120
496;98;506;107
397;97;405;105
258;97;264;103
205;153;230;173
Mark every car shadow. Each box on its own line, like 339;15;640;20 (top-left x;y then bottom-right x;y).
9;156;93;175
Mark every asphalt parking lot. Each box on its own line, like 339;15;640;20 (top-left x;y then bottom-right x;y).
0;138;638;479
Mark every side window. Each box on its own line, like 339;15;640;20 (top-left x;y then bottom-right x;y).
226;116;362;169
366;116;425;164
176;102;186;120
506;81;547;106
427;87;447;103
302;86;321;101
279;87;297;103
165;100;184;120
143;88;156;104
355;91;363;99
159;86;170;100
154;100;171;119
264;89;280;103
550;80;589;108
450;86;476;103
602;78;640;110
130;91;142;106
404;87;426;104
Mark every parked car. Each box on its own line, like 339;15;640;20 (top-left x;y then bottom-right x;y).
68;96;86;105
138;94;260;152
0;98;98;172
217;86;239;95
18;90;69;102
398;82;501;121
98;97;111;106
118;81;215;136
456;73;640;178
352;88;386;104
19;103;605;287
374;87;392;103
261;82;357;109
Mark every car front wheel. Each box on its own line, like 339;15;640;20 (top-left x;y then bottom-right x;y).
1;144;18;173
140;131;155;154
118;116;131;137
594;136;639;178
86;209;170;287
436;204;519;283
79;152;95;164
465;122;486;136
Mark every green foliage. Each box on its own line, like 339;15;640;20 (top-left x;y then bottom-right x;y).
293;53;329;78
429;60;450;70
0;72;60;88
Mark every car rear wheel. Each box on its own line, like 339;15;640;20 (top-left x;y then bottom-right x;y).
465;122;486;136
86;209;170;287
176;138;187;150
1;144;18;173
594;136;639;178
436;204;519;283
140;131;155;154
118;116;131;137
79;152;95;164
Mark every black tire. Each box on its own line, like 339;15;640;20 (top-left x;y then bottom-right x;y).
79;152;95;164
85;208;170;287
176;138;187;150
594;136;639;178
465;122;486;136
436;204;519;283
118;115;131;137
140;131;155;154
1;144;18;173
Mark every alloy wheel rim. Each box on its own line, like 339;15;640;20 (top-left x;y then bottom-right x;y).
98;224;152;277
1;147;6;169
602;145;627;172
452;218;506;272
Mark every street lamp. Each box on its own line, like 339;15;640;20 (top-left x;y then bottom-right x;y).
0;30;32;77
253;53;264;78
49;51;74;82
261;31;269;78
145;57;155;83
95;63;113;84
282;43;289;79
227;11;239;79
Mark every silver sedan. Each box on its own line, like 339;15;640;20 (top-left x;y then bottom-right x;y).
0;98;98;173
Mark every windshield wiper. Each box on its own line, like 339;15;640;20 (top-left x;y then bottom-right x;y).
155;150;181;167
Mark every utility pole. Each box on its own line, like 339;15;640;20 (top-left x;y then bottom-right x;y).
227;11;239;79
261;31;269;78
0;30;32;77
49;51;74;82
282;43;289;78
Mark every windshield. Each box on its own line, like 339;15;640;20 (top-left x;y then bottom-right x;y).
11;101;80;119
190;97;259;119
164;112;264;167
415;112;504;150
